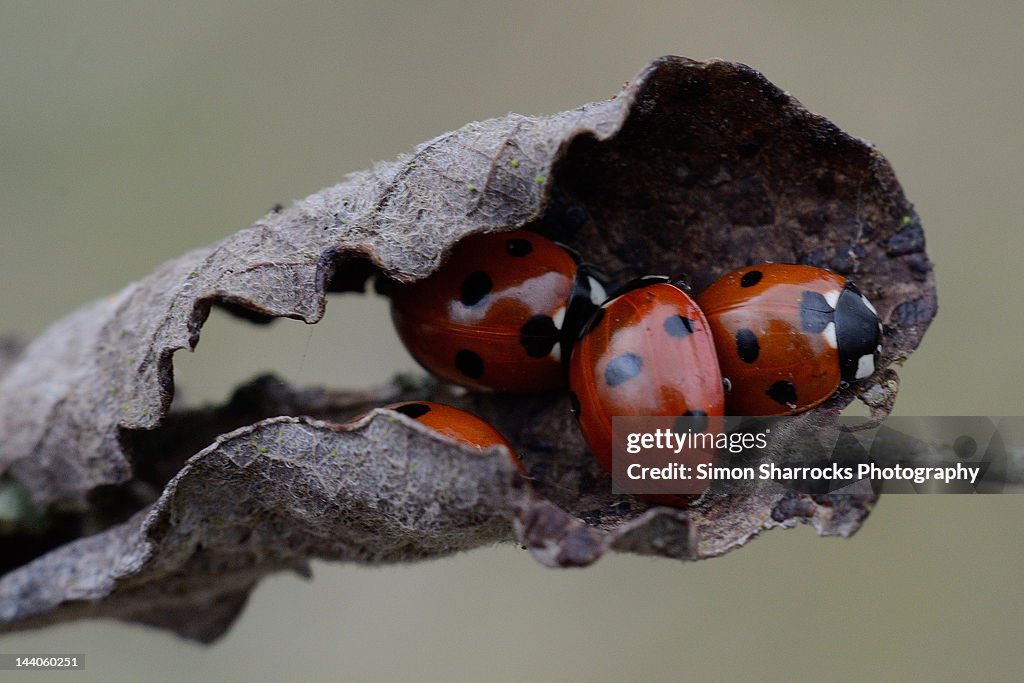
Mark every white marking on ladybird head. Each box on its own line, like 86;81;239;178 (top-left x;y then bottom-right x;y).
824;289;841;310
822;321;838;349
856;353;875;379
550;344;562;362
861;294;878;316
552;306;566;331
588;276;607;306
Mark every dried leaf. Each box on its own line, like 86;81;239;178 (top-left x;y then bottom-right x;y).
0;57;935;641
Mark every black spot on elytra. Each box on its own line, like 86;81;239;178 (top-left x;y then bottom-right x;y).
736;328;760;363
604;353;643;387
663;314;694;338
506;238;533;257
519;314;559;357
740;270;763;288
459;271;492;306
455;349;484;379
767;381;798;406
800;290;834;333
674;411;709;434
393;403;431;419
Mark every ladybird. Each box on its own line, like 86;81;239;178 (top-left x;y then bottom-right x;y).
389;229;605;393
696;264;883;415
384;401;524;471
568;278;726;505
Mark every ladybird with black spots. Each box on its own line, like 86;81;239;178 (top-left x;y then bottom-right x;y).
697;263;883;415
568;277;726;506
389;229;605;393
384;401;524;472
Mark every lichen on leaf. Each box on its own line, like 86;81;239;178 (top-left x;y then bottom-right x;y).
0;57;935;642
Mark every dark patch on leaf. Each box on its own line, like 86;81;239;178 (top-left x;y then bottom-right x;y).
886;220;926;256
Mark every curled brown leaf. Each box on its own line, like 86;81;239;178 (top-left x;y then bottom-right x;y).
0;57;935;641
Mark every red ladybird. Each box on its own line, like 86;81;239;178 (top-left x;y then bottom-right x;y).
384;401;524;472
568;278;726;506
696;264;883;416
389;229;605;393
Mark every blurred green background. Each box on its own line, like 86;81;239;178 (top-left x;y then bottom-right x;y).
2;2;1022;680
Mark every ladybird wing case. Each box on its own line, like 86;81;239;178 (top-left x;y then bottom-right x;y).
569;282;725;469
697;264;881;415
390;230;579;392
384;401;525;472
